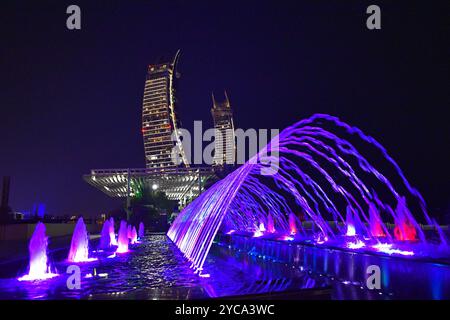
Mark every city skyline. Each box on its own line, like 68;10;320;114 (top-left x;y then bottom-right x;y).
0;1;448;217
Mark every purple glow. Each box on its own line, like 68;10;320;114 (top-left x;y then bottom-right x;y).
281;235;295;241
100;220;111;249
68;217;97;263
116;220;129;253
18;222;58;281
347;240;365;249
167;114;448;273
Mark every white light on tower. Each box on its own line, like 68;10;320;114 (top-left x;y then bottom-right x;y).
152;184;158;190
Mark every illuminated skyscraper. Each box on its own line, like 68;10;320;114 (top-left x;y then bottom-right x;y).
141;50;187;169
211;91;235;166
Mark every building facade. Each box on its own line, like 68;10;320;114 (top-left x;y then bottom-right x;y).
142;50;188;169
211;91;235;166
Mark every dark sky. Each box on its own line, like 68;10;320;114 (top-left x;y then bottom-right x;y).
0;0;448;217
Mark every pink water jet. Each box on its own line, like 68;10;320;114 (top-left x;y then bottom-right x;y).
18;222;58;281
68;217;96;262
116;220;129;253
130;226;138;244
127;224;132;239
288;213;297;235
109;217;117;246
394;198;418;241
259;222;266;232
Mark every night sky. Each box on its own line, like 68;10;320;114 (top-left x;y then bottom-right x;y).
0;0;448;217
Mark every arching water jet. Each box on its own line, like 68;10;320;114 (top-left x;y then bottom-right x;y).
168;114;449;273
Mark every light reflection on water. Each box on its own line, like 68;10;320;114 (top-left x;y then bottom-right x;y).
225;234;450;299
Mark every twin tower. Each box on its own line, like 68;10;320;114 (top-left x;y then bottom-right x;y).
142;51;235;169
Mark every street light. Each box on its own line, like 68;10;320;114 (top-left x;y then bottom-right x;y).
152;184;158;191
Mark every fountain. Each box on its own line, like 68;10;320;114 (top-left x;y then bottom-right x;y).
99;220;111;249
267;214;275;233
130;226;138;244
68;217;96;262
288;213;297;235
18;222;58;281
127;224;132;240
168;114;449;273
116;220;129;253
109;217;117;246
138;222;145;239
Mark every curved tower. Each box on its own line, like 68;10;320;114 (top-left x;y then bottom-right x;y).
142;50;188;169
211;91;235;166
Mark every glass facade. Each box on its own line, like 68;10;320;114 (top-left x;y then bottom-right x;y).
142;52;186;169
211;92;235;166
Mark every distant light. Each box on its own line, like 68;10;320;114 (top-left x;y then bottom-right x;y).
152;184;158;190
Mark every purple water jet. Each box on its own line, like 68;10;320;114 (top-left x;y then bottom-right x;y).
116;220;129;253
68;217;96;262
109;217;117;246
18;222;58;281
